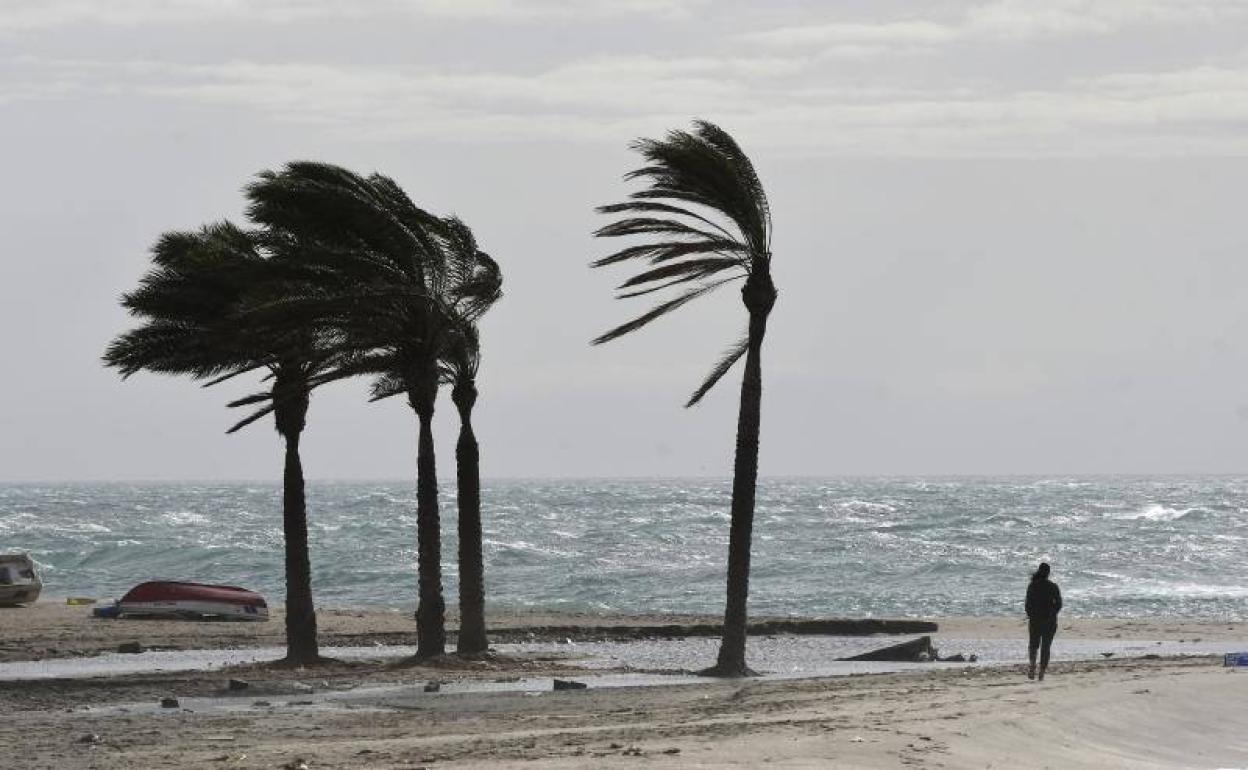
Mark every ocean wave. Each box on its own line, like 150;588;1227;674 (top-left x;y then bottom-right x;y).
981;513;1033;527
835;499;899;516
1109;504;1204;522
1073;580;1248;600
161;510;210;526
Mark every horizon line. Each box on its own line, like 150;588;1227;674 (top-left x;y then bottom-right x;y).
2;471;1247;484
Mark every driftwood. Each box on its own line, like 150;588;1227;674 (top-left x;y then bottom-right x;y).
839;635;936;662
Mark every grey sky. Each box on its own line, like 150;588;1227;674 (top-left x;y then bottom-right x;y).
2;0;1247;480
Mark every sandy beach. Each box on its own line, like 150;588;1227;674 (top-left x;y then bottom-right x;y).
3;604;1246;769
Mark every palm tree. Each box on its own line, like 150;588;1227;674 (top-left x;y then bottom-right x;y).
245;165;500;659
435;219;502;654
103;222;339;665
592;120;776;677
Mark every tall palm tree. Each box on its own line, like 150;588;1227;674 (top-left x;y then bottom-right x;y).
103;222;339;665
434;219;502;654
245;165;499;660
592;120;776;677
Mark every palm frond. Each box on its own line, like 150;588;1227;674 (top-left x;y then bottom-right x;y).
617;270;743;300
685;335;749;408
616;257;742;293
592;239;747;268
227;390;273;409
596;200;736;240
226;404;277;434
367;372;408;402
592;277;736;345
593;217;735;244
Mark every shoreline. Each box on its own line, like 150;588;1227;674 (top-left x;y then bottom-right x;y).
7;602;1248;665
3;605;1246;768
8;602;1248;661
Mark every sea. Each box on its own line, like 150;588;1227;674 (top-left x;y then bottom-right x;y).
2;477;1246;620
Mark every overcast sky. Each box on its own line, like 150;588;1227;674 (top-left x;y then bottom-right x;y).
3;0;1248;481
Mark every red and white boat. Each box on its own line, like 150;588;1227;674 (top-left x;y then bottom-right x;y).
114;581;269;621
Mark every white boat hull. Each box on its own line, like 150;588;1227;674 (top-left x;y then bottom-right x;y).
118;599;269;621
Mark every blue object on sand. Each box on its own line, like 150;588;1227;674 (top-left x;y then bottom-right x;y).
1223;652;1248;667
92;603;120;619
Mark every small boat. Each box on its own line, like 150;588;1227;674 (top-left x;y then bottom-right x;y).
112;581;269;621
0;554;42;606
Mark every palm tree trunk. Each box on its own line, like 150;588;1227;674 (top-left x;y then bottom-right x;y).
703;272;775;678
453;379;488;654
273;369;319;666
280;429;320;664
411;372;446;659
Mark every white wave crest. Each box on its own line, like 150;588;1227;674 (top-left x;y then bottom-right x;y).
1111;504;1196;522
162;510;210;526
836;500;898;514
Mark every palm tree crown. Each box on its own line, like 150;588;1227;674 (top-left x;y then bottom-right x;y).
593;119;773;406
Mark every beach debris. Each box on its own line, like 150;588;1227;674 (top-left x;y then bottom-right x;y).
423;680;441;692
117;641;144;654
66;596;96;605
622;746;644;756
282;759;310;770
1223;652;1248;667
252;700;272;707
93;603;121;619
291;682;314;693
553;679;588;691
227;678;250;691
1101;652;1115;658
840;636;937;663
77;733;101;744
942;653;967;662
663;747;682;754
160;697;180;709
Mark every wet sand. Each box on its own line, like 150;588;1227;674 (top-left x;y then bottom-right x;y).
3;604;1247;768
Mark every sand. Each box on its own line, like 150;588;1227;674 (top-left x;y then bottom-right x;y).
3;604;1246;768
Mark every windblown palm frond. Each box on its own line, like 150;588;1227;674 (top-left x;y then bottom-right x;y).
103;220;357;435
592;120;772;405
104;222;269;381
439;324;481;387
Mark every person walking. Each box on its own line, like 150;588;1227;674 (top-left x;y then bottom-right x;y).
1025;562;1062;680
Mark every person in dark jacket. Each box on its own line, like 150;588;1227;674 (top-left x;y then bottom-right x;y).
1025;562;1062;680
